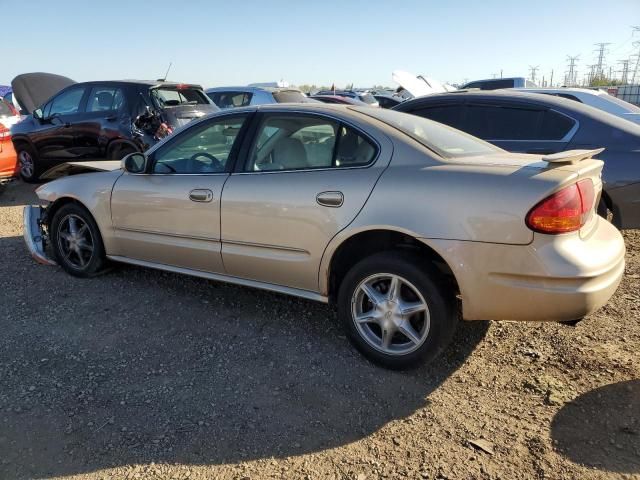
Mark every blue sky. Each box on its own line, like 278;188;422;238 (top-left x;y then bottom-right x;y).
3;0;639;88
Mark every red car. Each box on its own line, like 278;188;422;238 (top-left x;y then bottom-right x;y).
0;99;20;179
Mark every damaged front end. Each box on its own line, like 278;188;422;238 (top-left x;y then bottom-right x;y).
23;205;56;265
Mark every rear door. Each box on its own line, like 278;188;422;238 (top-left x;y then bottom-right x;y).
75;84;130;158
110;113;250;272
463;102;577;154
220;111;390;293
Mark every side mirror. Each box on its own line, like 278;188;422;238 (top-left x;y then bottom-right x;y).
122;152;148;174
33;108;43;120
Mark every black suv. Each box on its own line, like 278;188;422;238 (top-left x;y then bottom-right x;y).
11;73;217;181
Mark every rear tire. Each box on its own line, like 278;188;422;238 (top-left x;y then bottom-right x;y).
16;144;41;183
337;251;459;369
108;143;138;160
50;203;106;277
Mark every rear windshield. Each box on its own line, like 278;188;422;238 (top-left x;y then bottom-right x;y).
605;94;640;113
272;90;309;103
358;93;377;105
358;107;502;159
151;87;210;108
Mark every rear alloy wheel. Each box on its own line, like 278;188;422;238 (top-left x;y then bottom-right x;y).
50;203;106;277
17;146;40;183
338;251;458;369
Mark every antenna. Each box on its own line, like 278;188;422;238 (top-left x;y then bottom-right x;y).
161;62;173;82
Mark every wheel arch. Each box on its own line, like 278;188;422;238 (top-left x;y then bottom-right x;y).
106;138;140;159
321;227;460;304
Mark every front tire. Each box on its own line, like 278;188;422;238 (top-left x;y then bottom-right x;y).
50;203;106;277
338;251;458;369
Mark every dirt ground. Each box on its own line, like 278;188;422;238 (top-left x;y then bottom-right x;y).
0;179;638;480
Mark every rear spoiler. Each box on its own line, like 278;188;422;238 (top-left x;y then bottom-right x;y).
542;148;605;165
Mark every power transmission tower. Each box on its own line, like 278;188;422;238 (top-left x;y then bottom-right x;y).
593;42;611;80
631;27;640;83
565;55;579;86
528;65;540;84
619;59;630;84
586;64;597;85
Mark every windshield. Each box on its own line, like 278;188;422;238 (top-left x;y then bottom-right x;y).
358;107;502;158
151;87;210;108
0;99;14;117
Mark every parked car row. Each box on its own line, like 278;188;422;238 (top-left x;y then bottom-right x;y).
6;71;640;231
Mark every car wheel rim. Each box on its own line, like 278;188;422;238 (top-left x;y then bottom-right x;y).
351;273;430;356
19;151;34;178
57;214;94;269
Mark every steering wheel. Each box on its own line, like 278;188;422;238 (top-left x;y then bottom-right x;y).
188;152;223;173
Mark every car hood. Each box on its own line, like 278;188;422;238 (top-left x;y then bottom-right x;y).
11;72;76;114
392;70;456;98
40;160;121;180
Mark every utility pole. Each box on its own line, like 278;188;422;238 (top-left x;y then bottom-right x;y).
565;55;579;86
593;42;611;81
528;65;540;84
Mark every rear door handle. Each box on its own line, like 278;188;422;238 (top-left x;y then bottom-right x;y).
189;189;213;202
316;191;344;207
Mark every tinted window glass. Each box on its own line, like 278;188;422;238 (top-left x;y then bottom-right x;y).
87;87;127;112
463;79;514;90
412;105;465;130
153;116;246;174
248;115;376;171
49;87;85;116
208;92;252;109
465;104;543;140
540;110;575;140
272;90;307;103
358;107;500;158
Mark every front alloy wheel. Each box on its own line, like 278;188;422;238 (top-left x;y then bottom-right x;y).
18;149;37;182
56;214;95;270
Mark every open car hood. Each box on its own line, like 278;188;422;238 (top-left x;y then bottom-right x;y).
11;72;76;114
40;161;121;180
392;70;456;98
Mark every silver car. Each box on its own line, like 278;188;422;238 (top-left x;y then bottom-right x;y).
24;104;625;368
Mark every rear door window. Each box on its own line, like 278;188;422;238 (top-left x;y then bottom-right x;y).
465;104;544;140
539;110;576;140
86;86;127;112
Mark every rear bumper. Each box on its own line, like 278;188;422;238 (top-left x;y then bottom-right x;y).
422;218;626;322
0;141;19;178
23;205;56;265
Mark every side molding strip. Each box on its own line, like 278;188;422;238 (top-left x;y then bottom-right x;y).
106;255;329;304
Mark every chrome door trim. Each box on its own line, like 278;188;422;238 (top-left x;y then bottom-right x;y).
115;226;219;242
222;238;309;254
107;255;328;303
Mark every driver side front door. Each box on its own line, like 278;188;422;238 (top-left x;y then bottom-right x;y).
110;113;250;273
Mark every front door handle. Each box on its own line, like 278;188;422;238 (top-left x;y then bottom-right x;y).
316;191;344;208
189;189;213;203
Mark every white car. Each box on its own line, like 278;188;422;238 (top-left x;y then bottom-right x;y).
514;87;640;125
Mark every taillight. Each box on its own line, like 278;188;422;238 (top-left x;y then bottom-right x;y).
0;124;10;142
526;179;595;234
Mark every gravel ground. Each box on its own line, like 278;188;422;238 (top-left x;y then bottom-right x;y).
0;180;638;480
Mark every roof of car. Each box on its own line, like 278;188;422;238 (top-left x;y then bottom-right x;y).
205;86;303;93
70;80;205;89
398;89;640;132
